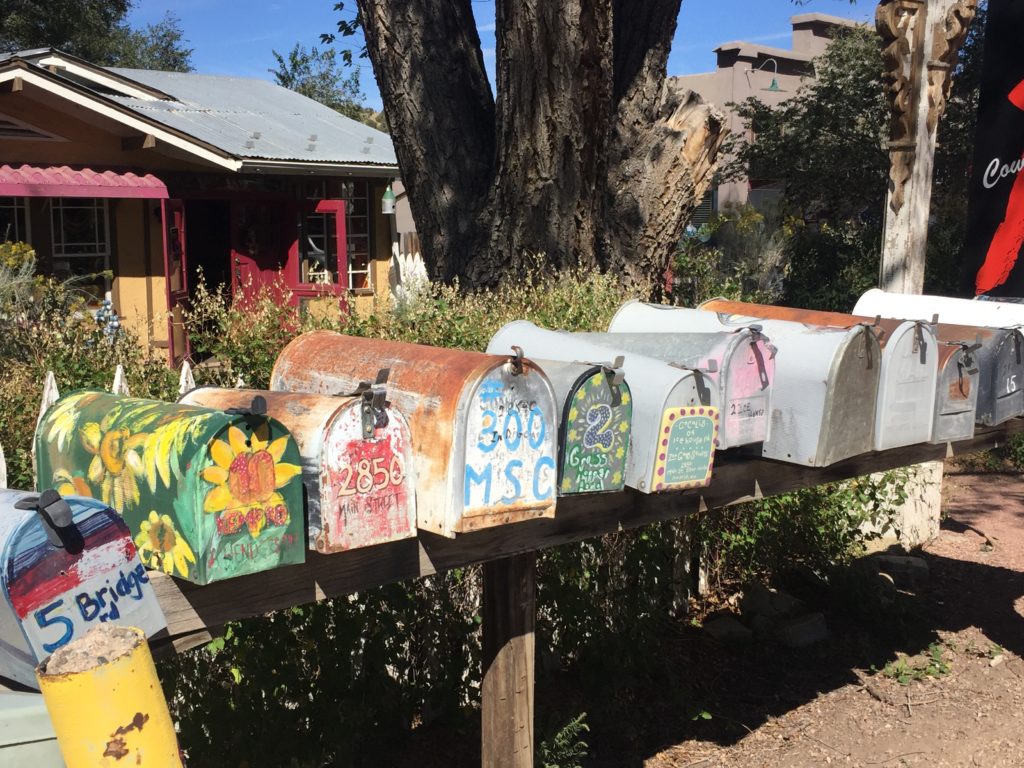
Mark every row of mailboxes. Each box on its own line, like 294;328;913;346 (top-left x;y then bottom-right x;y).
0;489;166;689
854;289;1024;425
609;302;880;466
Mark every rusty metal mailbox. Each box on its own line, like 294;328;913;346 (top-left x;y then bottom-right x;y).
488;321;720;493
35;390;306;585
575;329;774;449
180;388;416;554
0;489;166;689
700;299;939;451
514;359;633;495
696;302;980;445
271;331;558;536
609;301;880;466
853;290;1024;425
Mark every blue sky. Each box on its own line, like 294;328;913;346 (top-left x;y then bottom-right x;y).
127;0;871;111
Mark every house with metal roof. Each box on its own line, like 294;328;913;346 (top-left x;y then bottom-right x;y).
0;48;402;363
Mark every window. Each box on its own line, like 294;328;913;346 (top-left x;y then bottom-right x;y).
299;180;372;291
0;197;28;242
51;198;110;303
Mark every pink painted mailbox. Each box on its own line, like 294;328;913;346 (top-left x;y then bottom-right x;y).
0;489;166;689
180;388;416;554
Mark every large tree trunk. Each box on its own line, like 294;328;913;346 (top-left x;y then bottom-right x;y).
358;0;725;289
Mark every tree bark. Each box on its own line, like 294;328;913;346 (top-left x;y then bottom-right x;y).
356;0;725;289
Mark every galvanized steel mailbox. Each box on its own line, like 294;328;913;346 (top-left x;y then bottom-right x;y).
180;388;417;554
35;390;306;584
0;489;166;689
488;321;719;493
854;290;1024;425
700;299;939;451
517;359;633;495
696;303;980;445
609;302;880;466
575;329;774;449
271;331;558;536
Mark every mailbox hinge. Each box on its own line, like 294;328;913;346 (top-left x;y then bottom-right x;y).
855;324;876;370
741;325;775;391
14;490;83;552
911;320;929;364
948;337;982;396
344;368;391;438
509;346;526;376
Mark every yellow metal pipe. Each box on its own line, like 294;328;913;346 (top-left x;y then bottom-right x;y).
36;625;183;768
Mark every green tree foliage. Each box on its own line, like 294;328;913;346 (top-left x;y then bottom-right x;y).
0;1;193;72
270;43;381;127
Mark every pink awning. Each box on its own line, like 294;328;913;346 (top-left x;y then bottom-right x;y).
0;164;168;199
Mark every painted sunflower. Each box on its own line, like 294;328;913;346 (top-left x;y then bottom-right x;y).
81;419;147;511
135;510;196;578
201;425;300;538
52;469;93;498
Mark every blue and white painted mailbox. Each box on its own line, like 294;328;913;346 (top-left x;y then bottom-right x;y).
0;489;166;689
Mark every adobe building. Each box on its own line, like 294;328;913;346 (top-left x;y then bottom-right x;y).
673;13;861;220
0;48;403;364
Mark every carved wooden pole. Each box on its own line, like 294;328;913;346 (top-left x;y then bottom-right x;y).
877;0;977;295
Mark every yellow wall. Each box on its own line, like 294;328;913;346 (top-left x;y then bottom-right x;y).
109;200;168;350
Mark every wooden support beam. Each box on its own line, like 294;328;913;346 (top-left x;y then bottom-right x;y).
146;422;1024;653
121;134;157;151
482;552;536;768
0;77;24;93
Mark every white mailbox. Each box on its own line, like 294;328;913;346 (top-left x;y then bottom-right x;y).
609;302;881;466
574;329;774;449
489;321;720;493
855;288;1024;328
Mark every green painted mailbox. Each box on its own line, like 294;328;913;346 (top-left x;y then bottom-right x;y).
34;390;306;584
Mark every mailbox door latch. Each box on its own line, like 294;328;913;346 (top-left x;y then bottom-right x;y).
14;490;84;552
344;368;391;438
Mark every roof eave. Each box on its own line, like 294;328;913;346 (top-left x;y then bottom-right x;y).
239;159;399;178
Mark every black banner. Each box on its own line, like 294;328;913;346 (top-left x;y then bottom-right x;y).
962;0;1024;297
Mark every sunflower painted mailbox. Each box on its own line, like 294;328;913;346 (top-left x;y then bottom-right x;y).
0;489;166;689
488;322;720;493
609;302;881;467
34;391;305;585
272;332;558;536
181;387;417;553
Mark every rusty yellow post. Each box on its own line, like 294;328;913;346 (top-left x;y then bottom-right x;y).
36;624;183;767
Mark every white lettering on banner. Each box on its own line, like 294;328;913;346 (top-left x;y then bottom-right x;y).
983;156;1024;189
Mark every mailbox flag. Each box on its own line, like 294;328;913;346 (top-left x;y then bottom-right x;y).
963;1;1024;296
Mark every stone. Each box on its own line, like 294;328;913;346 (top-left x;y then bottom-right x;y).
703;614;753;643
775;612;829;649
740;583;805;621
871;554;929;590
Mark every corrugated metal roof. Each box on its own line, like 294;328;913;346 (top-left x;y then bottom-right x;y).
104;68;397;167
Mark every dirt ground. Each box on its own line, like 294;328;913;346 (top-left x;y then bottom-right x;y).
639;467;1024;768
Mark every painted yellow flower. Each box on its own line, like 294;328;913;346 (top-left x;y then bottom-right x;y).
201;425;300;538
81;420;147;511
52;469;93;498
134;511;196;578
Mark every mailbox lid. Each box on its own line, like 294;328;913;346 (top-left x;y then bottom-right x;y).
931;343;979;443
35;390;306;584
578;330;773;449
489;321;717;492
535;360;632;495
0;489;165;688
272;331;558;534
855;288;1024;328
180;388;417;553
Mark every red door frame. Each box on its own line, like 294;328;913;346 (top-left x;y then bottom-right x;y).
287;198;349;310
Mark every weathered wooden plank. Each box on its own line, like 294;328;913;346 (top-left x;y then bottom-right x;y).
150;423;1024;650
481;553;536;768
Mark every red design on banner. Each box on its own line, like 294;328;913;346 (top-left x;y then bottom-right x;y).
976;80;1024;294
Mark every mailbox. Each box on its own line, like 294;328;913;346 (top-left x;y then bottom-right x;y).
856;288;1024;328
35;390;306;585
0;489;166;689
608;301;880;466
853;290;1024;425
488;321;720;493
696;302;980;445
700;299;939;451
271;331;558;536
180;388;416;554
575;328;774;449
518;359;633;495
